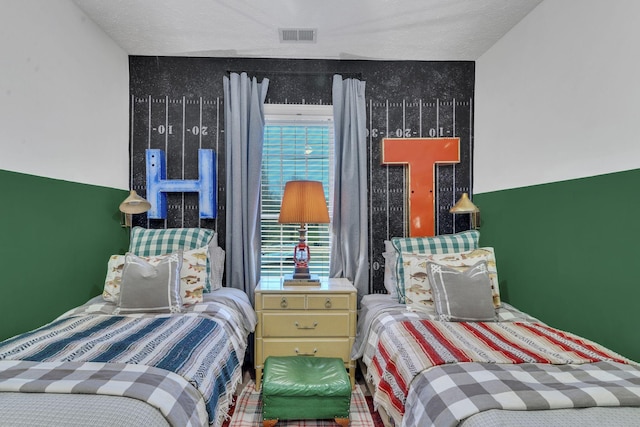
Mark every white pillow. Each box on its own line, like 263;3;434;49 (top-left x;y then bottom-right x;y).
208;245;225;291
382;240;398;298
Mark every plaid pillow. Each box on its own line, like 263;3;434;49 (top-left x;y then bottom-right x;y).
129;227;215;256
391;230;480;303
129;227;217;291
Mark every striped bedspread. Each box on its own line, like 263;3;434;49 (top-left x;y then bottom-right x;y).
369;319;640;426
0;292;255;427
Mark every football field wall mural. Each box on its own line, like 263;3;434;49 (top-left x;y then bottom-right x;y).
128;57;475;294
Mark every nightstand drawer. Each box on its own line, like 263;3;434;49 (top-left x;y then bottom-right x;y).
262;312;350;337
263;338;351;361
262;294;306;310
307;294;350;310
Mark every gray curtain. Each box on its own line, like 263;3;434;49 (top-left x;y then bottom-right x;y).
223;72;269;302
330;75;369;302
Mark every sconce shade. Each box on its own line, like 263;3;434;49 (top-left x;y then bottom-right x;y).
119;190;151;214
278;181;330;224
449;192;479;214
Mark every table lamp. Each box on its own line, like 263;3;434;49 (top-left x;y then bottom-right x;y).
278;180;330;284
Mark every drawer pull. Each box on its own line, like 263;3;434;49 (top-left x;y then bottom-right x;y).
294;321;318;330
295;347;317;356
325;298;332;308
280;297;288;308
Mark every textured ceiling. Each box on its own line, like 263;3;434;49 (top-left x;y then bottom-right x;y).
71;0;543;60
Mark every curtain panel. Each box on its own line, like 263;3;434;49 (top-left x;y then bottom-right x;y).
223;72;269;302
330;75;369;303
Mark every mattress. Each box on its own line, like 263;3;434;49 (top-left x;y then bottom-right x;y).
0;392;170;427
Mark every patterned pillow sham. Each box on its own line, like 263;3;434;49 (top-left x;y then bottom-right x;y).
426;260;497;322
129;226;219;291
391;230;480;303
403;247;501;313
103;246;209;305
115;252;182;314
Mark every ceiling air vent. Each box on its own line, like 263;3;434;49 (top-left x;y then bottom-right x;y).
279;28;317;43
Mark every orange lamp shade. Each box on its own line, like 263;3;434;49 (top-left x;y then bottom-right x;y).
278;181;330;224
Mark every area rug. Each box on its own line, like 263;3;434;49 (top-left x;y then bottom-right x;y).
227;381;377;426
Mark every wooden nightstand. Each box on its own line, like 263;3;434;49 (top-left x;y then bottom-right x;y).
254;277;357;389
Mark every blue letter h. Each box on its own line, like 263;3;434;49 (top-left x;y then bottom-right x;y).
146;149;216;219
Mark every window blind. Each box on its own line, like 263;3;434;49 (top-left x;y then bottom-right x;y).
260;105;334;278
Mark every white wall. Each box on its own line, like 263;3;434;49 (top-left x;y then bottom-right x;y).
475;0;640;194
0;0;129;189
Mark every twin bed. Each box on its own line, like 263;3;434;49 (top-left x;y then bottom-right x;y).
354;230;640;426
354;294;640;426
0;290;255;427
2;227;640;426
0;227;256;427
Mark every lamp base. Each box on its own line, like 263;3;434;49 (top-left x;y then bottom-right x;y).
292;265;311;279
282;274;321;286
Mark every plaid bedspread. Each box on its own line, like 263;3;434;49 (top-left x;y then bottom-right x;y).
368;319;640;426
0;359;207;427
0;297;251;427
403;361;640;427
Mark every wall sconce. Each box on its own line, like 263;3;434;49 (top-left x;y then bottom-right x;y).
450;192;480;229
119;190;151;227
278;180;330;285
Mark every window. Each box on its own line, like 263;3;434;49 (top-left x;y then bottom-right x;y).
260;104;334;278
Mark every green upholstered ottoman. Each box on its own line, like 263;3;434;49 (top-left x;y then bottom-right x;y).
262;356;351;427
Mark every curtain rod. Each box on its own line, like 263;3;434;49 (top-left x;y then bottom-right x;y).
226;70;363;79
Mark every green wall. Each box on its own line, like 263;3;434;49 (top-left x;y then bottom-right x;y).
475;168;640;362
0;170;130;341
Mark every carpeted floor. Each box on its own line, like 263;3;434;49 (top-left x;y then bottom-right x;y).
222;378;384;427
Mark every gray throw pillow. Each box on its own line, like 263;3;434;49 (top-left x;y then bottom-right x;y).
116;251;183;314
426;260;496;322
